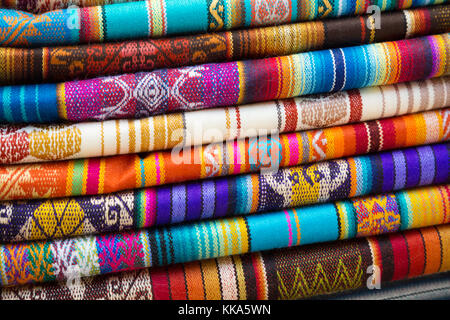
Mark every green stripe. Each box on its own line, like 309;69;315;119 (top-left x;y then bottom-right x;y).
71;159;87;196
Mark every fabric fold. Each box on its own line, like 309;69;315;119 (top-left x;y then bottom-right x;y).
0;195;448;288
1;5;449;85
1;87;448;164
1;34;449;123
0;144;448;241
0;117;448;201
1;0;445;47
6;223;450;300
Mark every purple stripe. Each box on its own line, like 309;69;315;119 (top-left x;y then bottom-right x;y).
392;150;406;190
418;145;436;186
170;184;186;224
155;186;171;226
214;178;229;218
201;180;216;219
432;143;449;184
186;183;202;221
380;152;394;193
404;147;421;188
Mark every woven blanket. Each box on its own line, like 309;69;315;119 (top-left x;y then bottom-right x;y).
2;5;449;85
5;76;446;158
0;115;448;201
1;91;448;165
1;0;445;47
0;207;448;289
0;144;448;241
1;35;449;124
1;224;448;299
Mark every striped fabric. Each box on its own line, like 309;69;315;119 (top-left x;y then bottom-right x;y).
1;5;448;85
0;0;445;47
0;144;448;243
0;218;450;292
1;34;449;123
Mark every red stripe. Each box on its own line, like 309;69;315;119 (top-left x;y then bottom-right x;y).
283;99;298;132
404;229;426;278
348;89;363;122
150;268;171;300
168;264;188;300
390;233;410;281
353;123;369;154
251;254;265;300
379;118;397;150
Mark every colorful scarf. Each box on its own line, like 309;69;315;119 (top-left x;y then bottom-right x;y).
1;87;448;164
1;5;448;85
4;223;443;301
0;199;448;288
1;0;445;47
0;144;448;242
1;34;449;123
0;114;448;201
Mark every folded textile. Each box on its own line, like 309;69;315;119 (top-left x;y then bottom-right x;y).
2;5;449;85
0;121;448;235
0;115;448;201
1;90;448;165
0;202;450;290
0;142;447;241
1;224;448;300
320;272;450;300
1;0;444;47
1;35;449;123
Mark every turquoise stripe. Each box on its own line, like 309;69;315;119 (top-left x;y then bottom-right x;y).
1;87;13;122
34;85;42;123
244;0;252;26
299;203;339;244
19;86;28;123
140;158;146;187
343;201;357;239
166;0;208;34
104;2;151;40
248;211;290;252
396;190;411;230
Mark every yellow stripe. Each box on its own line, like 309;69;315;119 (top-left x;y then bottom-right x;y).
232;255;247;300
129;119;136;153
237;61;246;104
98;158;106;194
56;83;68;120
65;161;75;196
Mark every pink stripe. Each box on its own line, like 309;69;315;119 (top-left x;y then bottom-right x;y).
85;159;100;194
286;133;299;166
233;140;241;174
284;210;293;247
145;189;157;227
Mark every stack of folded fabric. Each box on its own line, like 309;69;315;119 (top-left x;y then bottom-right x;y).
0;0;448;300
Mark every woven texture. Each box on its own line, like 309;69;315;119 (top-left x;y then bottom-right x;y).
0;0;445;47
0;120;447;201
0;186;448;287
0;223;449;298
0;144;448;241
1;5;449;85
1;34;449;123
1;90;448;164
